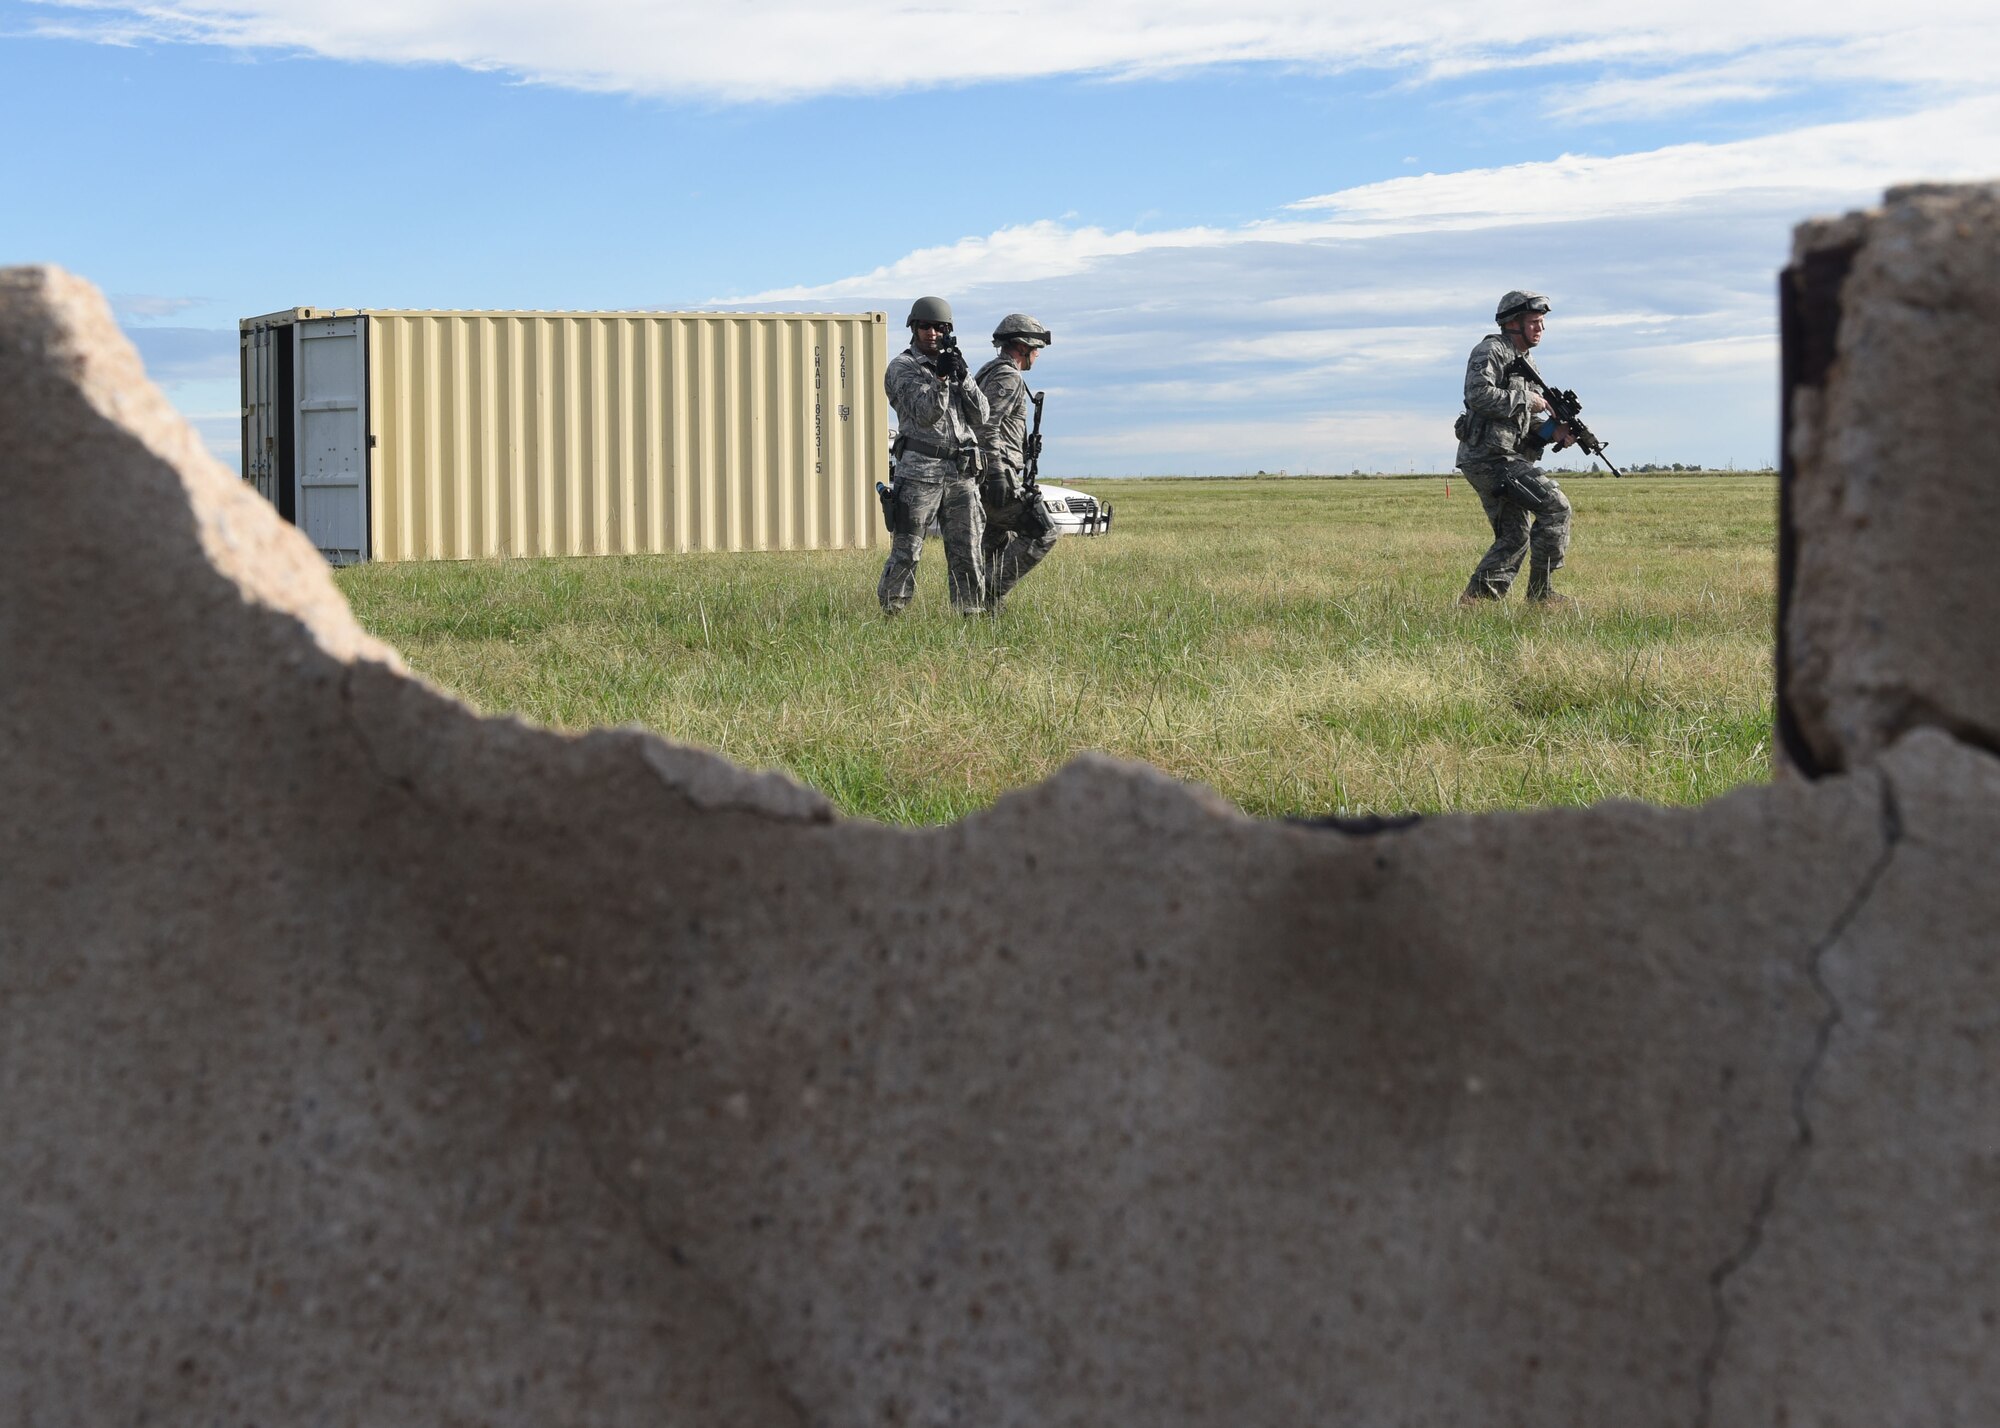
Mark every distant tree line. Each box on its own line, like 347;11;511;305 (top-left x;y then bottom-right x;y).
1617;463;1776;473
1228;464;1778;479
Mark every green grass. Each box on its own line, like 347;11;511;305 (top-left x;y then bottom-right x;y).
334;475;1777;823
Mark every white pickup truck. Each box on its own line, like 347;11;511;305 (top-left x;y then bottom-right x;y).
1033;483;1114;536
906;479;1116;537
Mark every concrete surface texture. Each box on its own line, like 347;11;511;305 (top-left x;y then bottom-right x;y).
1782;181;2000;774
2;185;1995;1427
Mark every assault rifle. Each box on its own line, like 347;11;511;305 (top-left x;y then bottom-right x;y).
1508;357;1623;477
1023;391;1046;497
1018;391;1055;538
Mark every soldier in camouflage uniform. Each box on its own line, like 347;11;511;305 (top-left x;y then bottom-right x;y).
1454;290;1576;604
974;313;1057;613
878;296;992;615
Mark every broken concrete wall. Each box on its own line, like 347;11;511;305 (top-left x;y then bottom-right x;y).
4;185;1998;1427
1780;181;2000;773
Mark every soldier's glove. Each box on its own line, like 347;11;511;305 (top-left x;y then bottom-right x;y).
943;348;970;384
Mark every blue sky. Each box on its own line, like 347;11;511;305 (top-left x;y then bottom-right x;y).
4;1;1997;476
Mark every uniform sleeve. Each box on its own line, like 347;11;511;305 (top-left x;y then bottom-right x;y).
886;356;946;427
954;368;991;428
975;366;1021;460
1463;339;1523;422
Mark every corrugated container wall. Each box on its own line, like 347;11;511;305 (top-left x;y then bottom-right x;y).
241;309;890;563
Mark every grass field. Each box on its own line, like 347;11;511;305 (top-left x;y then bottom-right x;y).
334;475;1777;824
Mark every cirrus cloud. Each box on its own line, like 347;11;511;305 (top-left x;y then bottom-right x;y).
23;0;2000;103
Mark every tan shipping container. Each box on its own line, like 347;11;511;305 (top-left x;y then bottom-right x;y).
240;308;890;564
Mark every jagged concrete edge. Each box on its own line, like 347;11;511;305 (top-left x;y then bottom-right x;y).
7;265;847;827
13;259;1979;1427
3;265;828;1422
0;265;401;674
1776;206;1862;777
1779;185;2000;774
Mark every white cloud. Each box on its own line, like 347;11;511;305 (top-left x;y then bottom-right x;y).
1200;326;1462;368
1656;334;1780;372
123;326;239;381
1062;410;1431;468
735;219;1237;304
1283;98;2000;226
1548;27;2000;122
111;292;207;321
26;0;2000;102
722;97;2000;473
736;98;2000;306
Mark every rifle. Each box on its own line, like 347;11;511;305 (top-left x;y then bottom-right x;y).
1017;391;1055;539
1508;357;1623;477
1023;391;1046;497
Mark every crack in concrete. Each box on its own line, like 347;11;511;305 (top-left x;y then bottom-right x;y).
335;665;811;1428
450;953;817;1428
1694;772;1905;1426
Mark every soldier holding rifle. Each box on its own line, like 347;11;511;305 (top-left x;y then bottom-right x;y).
973;313;1057;614
878;296;991;615
1453;290;1578;606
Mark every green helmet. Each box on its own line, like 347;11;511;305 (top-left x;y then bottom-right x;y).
906;295;954;329
991;312;1053;349
1495;290;1551;324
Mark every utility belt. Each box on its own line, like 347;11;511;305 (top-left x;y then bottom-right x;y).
1454;410;1522;452
893;430;985;478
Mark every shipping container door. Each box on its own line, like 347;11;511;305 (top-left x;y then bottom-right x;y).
296;316;368;563
241;327;277;502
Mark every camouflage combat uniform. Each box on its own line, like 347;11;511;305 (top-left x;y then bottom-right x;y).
974;352;1057;608
878;346;991;614
1455;333;1572;600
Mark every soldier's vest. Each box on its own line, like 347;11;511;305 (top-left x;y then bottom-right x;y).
1457;335;1534;456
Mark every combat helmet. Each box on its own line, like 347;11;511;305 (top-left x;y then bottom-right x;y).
991;313;1054;349
1495;290;1551;323
906;295;954;329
